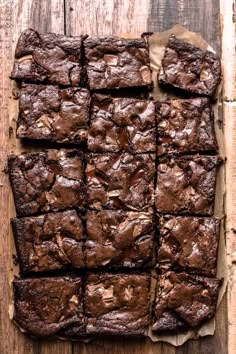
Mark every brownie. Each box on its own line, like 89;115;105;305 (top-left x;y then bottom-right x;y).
152;271;222;332
11;210;84;274
155;155;220;215
8;149;85;217
157;215;220;276
86;210;154;269
88;94;156;153
11;29;83;86
85;273;150;336
13;276;84;338
86;152;155;211
17;84;90;144
156;98;218;155
84;36;152;90
159;35;221;96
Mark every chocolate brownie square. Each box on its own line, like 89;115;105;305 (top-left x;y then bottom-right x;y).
17;84;90;145
156;98;218;155
88;94;156;153
13;276;84;338
155;155;220;215
11;210;84;274
86;152;155;211
86;210;154;269
157;215;220;276
11;29;83;86
8;149;85;217
152;271;222;332
85;273;150;336
159;35;221;96
84;36;152;90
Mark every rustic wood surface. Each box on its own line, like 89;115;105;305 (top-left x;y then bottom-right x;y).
0;0;230;353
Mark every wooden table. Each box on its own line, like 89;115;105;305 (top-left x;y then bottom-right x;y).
0;1;234;353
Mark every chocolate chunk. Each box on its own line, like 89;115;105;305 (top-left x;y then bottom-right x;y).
157;215;220;276
86;210;154;269
84;36;152;90
17;84;90;144
155;155;220;215
88;94;156;153
11;29;83;86
8;149;85;217
156;98;218;155
86;152;155;211
85;273;150;336
159;35;221;96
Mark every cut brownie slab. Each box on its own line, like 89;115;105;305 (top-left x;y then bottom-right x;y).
13;276;84;338
88;94;155;153
11;210;84;274
156;98;218;156
152;271;222;332
155;155;220;215
86;210;154;269
159;35;221;96
86;152;155;211
8;149;85;217
84;36;152;90
157;215;220;276
11;29;83;86
17;84;90;145
85;273;150;336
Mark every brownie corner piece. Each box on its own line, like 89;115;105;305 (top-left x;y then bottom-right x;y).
17;84;90;145
156;97;218;155
85;273;150;336
152;271;222;333
13;276;84;338
159;35;221;96
157;215;220;276
11;28;83;86
155;155;220;215
84;35;152;90
8;149;85;217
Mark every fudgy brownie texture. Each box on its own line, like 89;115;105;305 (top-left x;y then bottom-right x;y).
86;210;154;269
152;271;222;332
17;84;90;145
8;149;85;217
88;94;156;153
11;29;83;86
159;35;221;96
11;210;84;274
157;215;220;277
84;36;152;90
155;155;220;215
156;98;218;156
86;152;155;211
13;276;84;338
85;273;150;336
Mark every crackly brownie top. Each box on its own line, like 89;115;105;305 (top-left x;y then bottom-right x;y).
86;152;155;211
13;276;83;338
84;35;152;90
152;271;222;331
8;149;85;217
17;84;90;144
85;273;150;336
155;155;220;215
159;35;221;96
156;97;218;155
86;210;154;269
11;28;83;86
12;210;84;273
157;215;220;276
88;94;155;153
